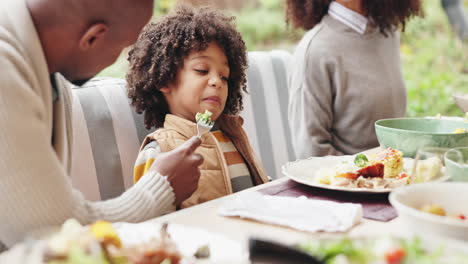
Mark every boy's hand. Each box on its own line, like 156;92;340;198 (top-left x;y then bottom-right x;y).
150;136;203;205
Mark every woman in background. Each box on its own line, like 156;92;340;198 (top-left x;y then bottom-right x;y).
287;0;421;158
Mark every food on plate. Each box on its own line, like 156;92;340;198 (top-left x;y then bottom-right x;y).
89;220;122;248
118;223;182;264
315;148;442;189
454;128;468;133
193;245;210;258
353;154;369;168
420;204;446;216
368;147;403;178
298;237;468;264
419;203;467;220
44;219;182;264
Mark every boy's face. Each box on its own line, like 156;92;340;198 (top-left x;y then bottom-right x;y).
161;42;229;123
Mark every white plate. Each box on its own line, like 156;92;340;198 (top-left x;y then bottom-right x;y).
390;182;468;242
282;155;450;193
114;222;248;264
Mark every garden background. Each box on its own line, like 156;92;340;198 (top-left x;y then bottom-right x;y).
99;0;468;117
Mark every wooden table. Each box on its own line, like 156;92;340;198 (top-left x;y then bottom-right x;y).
147;177;408;246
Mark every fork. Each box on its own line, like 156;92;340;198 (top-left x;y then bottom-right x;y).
196;121;214;138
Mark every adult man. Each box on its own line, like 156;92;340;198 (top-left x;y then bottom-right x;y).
0;0;203;249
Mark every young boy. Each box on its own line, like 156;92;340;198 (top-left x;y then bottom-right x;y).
126;5;269;209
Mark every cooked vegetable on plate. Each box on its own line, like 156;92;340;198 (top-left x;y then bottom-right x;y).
454;128;468;134
420;204;467;220
315;148;443;189
44;219;207;264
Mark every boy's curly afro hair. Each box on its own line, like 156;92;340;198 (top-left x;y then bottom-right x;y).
126;4;248;129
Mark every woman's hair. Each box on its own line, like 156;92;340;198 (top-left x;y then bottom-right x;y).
286;0;422;36
126;4;248;129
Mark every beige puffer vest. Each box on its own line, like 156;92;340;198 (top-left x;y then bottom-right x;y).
140;114;269;208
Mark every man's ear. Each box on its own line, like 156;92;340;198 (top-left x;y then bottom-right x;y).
160;87;171;94
78;23;109;51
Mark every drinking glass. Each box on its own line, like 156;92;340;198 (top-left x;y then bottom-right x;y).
444;147;468;182
410;147;449;183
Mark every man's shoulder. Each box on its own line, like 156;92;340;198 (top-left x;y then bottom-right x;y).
0;38;29;80
0;14;23;54
0;0;28;45
0;0;45;76
0;8;31;72
0;34;34;87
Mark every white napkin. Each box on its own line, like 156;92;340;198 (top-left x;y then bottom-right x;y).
219;192;362;232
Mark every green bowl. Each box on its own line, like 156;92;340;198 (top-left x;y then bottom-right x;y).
375;118;468;157
445;147;468;182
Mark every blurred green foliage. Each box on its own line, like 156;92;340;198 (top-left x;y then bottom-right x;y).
258;0;282;10
154;0;177;16
233;0;303;50
98;0;467;117
400;0;467;117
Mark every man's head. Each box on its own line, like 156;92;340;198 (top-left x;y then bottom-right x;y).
26;0;154;84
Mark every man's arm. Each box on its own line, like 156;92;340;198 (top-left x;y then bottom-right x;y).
0;47;176;247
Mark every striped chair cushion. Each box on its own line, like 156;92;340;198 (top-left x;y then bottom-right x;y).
71;50;293;201
241;50;294;179
71;78;154;201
